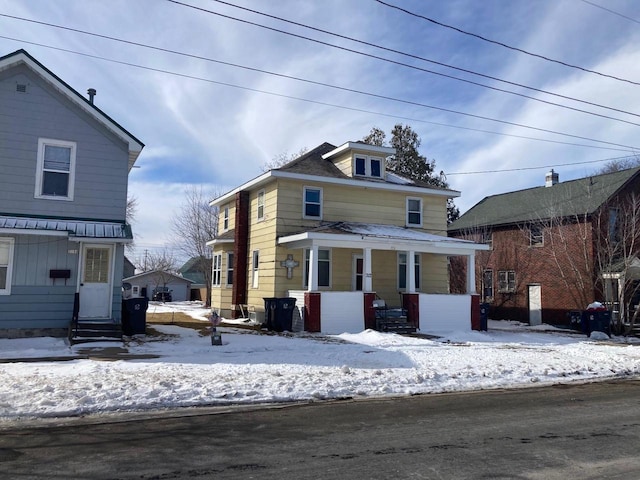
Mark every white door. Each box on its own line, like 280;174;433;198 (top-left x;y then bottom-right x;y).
79;244;113;319
528;285;542;326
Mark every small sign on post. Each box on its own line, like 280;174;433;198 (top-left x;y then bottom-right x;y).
209;311;223;346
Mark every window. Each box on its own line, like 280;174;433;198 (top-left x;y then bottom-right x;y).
226;252;234;286
304;248;331;288
223;206;229;231
252;250;259;288
498;270;516;293
212;253;222;287
481;230;493;249
398;252;421;290
609;208;620;242
406;197;422;226
354;155;383;178
0;238;15;295
35;138;76;200
482;269;493;301
303;186;322;219
257;190;265;221
529;224;543;246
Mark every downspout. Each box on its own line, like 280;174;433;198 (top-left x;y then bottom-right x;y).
232;191;250;318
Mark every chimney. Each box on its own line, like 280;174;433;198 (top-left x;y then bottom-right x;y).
87;88;96;104
545;169;559;187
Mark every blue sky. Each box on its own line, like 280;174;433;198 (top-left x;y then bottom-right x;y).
2;0;639;263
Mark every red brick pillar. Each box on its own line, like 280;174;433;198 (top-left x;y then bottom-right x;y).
403;293;420;329
305;292;321;332
231;191;250;319
470;294;481;330
363;292;377;330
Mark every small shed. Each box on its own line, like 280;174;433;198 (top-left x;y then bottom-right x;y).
123;270;193;302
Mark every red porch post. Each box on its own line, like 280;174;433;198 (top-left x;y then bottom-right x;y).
403;293;420;329
363;292;377;330
304;292;321;332
470;294;481;330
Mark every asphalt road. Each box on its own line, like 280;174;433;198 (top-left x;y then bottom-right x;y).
2;379;640;480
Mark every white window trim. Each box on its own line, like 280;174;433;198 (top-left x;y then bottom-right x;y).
498;270;516;293
397;252;421;291
303;247;332;289
223;206;229;231
303;186;323;220
35;138;77;201
212;253;222;287
0;237;15;295
252;250;259;288
406;197;423;227
353;155;384;178
225;252;234;287
257;190;265;222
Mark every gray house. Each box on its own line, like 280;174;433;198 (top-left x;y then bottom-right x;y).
0;49;144;338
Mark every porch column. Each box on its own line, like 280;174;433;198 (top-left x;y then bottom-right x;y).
408;250;416;294
467;253;477;294
364;247;373;292
308;244;319;291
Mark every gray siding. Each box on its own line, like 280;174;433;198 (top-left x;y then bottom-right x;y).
0;64;129;221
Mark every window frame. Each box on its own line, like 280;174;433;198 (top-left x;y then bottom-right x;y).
212;253;222;287
34;138;77;201
256;190;265;222
529;224;544;247
223;206;229;231
482;269;493;302
353;155;383;179
251;250;260;288
226;252;234;287
303;248;331;288
498;270;516;293
303;186;323;220
397;252;421;291
0;237;15;295
406;197;423;227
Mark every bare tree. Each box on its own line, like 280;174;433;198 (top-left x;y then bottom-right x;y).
594;156;640;174
136;248;179;300
170;185;220;306
125;195;138;253
261;147;308;172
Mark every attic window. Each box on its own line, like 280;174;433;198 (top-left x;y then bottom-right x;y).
354;155;383;178
16;84;27;93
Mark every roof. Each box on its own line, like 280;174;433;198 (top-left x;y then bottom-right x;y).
0;49;144;169
211;142;459;207
123;270;194;284
449;167;640;232
278;221;489;255
0;215;132;241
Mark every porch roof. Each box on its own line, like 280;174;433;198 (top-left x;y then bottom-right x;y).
278;222;489;255
0;215;133;242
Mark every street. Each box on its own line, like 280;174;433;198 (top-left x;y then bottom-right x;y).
2;379;640;479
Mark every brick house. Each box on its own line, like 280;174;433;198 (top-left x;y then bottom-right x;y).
448;167;640;328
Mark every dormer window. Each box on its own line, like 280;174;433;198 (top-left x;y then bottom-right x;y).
354;155;383;179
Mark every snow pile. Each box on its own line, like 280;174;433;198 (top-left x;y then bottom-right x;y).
1;312;640;421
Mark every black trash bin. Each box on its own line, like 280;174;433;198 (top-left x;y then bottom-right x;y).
479;303;489;331
582;309;611;337
263;297;296;332
122;297;149;335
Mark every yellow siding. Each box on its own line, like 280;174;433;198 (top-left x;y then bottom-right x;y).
332;151;353;177
211;245;234;316
218;200;236;234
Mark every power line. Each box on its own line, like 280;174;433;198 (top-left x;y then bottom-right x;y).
3;34;640;153
2;34;639;153
580;0;640;25
445;154;635;175
189;0;640;119
375;0;640;86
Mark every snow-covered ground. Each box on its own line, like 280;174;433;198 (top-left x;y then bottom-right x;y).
1;301;640;422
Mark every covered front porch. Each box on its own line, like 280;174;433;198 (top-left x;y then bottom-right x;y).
278;222;489;334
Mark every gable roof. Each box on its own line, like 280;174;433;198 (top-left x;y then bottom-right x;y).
0;49;144;169
449;167;640;232
123;270;193;284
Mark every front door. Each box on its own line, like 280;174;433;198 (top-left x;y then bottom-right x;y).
528;284;542;326
352;255;363;291
79;244;113;319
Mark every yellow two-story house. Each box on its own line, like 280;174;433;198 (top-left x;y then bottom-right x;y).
208;141;488;334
